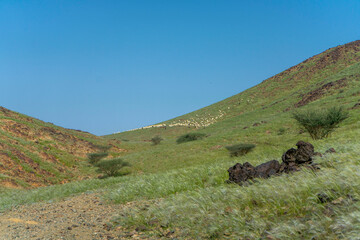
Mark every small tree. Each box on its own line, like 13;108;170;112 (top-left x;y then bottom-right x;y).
87;152;108;164
225;144;256;157
151;136;163;145
95;158;131;177
292;107;349;140
176;132;207;144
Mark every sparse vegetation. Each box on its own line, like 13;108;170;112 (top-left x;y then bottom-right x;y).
292;107;349;139
176;132;207;144
151;136;163;145
95;158;130;177
225;143;256;157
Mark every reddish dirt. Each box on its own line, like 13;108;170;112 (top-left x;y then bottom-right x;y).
258;40;360;100
0;107;127;188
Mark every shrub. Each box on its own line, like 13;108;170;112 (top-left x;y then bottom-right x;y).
151;136;163;145
277;127;286;135
95;158;131;177
225;143;256;157
87;152;108;165
176;132;207;144
94;144;112;152
292;107;349;140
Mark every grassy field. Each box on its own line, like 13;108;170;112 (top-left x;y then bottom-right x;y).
1;41;360;239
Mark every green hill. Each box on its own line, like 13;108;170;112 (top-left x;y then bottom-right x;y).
104;40;360;174
0;107;125;188
1;40;360;239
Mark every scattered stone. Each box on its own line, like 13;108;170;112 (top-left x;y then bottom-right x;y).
317;193;331;203
325;148;336;154
351;102;360;109
253;122;261;127
314;152;323;157
135;225;147;232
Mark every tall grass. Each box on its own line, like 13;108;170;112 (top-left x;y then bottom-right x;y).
114;141;360;239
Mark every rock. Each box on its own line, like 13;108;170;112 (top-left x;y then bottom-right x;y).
253;122;261;127
352;102;360;109
317;193;331;203
281;148;297;164
282;141;314;164
135;225;147;232
295;141;314;163
228;162;256;183
325;148;336;154
314;152;323;157
228;141;318;184
254;160;281;178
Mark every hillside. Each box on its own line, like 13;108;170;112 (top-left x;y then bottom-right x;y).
1;40;360;239
0;107;125;188
109;40;360;139
104;40;360;174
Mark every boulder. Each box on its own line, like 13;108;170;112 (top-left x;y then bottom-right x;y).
228;162;256;183
254;160;281;178
325;148;336;154
228;141;318;184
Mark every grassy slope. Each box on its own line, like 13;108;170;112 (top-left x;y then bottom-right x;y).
1;40;360;239
0;107;124;188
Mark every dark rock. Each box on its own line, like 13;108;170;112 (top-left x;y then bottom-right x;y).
253;122;261;127
135;225;147;232
228;162;256;183
254;160;281;178
282;141;314;164
228;141;319;184
295;141;314;163
317;193;331;203
325;148;336;154
314;152;323;157
282;148;297;164
352;102;360;109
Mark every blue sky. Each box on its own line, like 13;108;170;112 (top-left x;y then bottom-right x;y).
1;0;360;135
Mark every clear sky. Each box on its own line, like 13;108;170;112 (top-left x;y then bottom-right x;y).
1;0;360;135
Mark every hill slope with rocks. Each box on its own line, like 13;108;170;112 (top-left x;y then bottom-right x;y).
0;107;125;188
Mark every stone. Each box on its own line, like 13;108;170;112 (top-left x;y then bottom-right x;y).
228;141;319;184
254;160;281;178
325;148;336;154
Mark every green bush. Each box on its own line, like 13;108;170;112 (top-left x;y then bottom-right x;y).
151;136;163;145
87;152;108;164
225;143;256;157
176;132;207;144
94;144;112;152
95;158;131;177
277;127;286;135
292;107;349;140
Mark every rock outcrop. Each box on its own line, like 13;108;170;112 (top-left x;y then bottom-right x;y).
228;141;322;184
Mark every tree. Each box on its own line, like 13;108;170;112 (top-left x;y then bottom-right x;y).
151;136;163;145
95;158;131;177
292;107;349;139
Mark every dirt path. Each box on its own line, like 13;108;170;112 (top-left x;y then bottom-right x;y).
0;193;146;240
